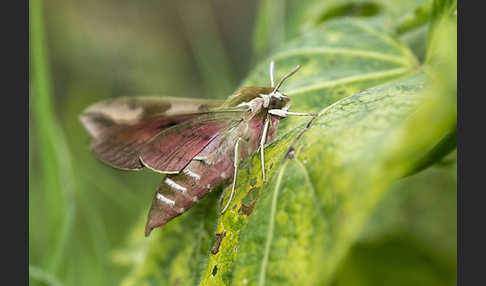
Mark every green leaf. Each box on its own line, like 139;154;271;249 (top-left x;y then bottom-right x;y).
198;21;455;285
252;0;431;61
118;17;455;286
426;0;457;64
247;18;419;134
332;152;457;286
394;1;433;35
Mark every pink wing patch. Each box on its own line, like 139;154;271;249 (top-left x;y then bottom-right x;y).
92;114;201;170
139;117;232;173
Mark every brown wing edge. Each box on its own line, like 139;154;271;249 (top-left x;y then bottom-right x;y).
79;96;222;140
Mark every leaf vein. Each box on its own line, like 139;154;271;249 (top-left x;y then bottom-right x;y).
272;47;410;66
286;67;411;95
294;158;321;215
350;20;418;66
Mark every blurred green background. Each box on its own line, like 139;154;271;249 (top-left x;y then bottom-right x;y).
30;0;456;285
30;1;260;285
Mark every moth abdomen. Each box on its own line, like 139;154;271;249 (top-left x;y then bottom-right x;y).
145;173;195;236
144;156;234;236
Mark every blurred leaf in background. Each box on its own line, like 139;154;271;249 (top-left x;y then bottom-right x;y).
332;151;456;286
29;0;456;285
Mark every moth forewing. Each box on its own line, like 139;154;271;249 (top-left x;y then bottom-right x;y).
80;96;223;171
80;96;222;139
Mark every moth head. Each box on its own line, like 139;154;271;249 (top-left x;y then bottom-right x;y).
262;61;301;109
265;91;289;109
222;61;300;110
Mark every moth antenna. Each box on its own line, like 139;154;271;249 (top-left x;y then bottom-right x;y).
272;64;302;94
269;60;275;88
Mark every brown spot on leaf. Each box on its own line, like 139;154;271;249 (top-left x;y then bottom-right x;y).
239;200;256;216
211;232;226;255
285;147;295;159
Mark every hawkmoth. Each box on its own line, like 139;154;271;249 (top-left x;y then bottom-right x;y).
80;61;314;236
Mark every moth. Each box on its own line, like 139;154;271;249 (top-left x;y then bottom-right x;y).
80;61;314;236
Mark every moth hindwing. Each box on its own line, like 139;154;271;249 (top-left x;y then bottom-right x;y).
79;61;311;236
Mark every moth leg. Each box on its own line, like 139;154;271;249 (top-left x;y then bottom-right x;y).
221;137;244;214
260;115;271;182
268;109;317;117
